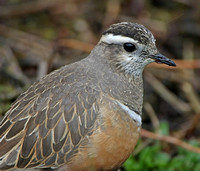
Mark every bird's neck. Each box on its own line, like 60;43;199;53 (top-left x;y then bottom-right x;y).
87;45;144;115
118;73;144;115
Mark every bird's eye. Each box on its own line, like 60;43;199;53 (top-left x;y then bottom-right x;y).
123;43;136;52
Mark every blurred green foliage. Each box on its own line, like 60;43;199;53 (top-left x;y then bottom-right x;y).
123;122;200;171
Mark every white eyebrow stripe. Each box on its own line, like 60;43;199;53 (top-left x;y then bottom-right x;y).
117;101;142;126
100;34;139;44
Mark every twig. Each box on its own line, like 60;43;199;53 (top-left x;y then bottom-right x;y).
58;38;94;53
0;24;54;61
0;45;31;85
185;112;200;137
145;72;191;113
149;59;200;69
180;82;200;137
144;102;160;132
0;24;55;79
181;82;200;114
141;129;200;154
0;0;67;17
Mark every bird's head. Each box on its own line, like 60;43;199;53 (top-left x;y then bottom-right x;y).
99;22;176;77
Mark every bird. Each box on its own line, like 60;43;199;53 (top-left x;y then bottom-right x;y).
0;22;176;171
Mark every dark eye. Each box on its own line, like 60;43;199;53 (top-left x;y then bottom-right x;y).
123;43;136;52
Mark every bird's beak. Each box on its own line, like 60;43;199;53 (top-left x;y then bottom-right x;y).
149;53;176;66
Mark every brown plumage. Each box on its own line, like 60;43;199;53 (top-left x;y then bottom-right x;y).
0;22;175;171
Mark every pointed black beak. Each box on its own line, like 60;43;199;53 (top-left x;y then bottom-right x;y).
149;53;176;66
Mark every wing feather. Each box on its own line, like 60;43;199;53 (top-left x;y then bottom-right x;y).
42;131;53;157
0;69;101;170
21;131;38;158
0;119;12;139
53;116;66;144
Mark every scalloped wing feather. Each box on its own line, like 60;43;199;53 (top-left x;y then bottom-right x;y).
0;68;100;170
